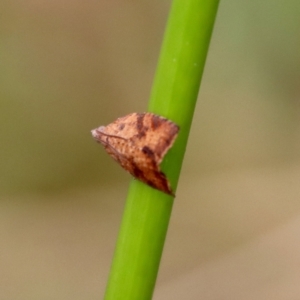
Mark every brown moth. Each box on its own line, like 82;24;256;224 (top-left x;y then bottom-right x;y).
91;112;179;196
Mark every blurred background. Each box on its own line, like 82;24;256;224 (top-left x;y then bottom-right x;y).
1;0;300;299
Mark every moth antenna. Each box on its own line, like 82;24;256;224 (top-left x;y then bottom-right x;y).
98;138;128;161
93;130;127;141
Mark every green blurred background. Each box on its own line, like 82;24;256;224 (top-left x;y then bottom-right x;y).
1;1;300;299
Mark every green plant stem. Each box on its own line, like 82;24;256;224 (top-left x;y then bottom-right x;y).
104;0;219;299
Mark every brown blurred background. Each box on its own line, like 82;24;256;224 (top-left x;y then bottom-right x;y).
1;0;300;299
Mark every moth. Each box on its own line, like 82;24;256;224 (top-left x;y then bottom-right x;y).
91;112;179;196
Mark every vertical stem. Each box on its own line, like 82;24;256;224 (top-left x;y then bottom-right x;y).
104;0;220;299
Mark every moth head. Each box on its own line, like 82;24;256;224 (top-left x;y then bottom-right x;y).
91;126;106;143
